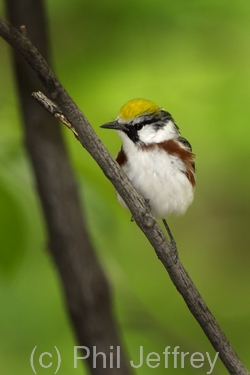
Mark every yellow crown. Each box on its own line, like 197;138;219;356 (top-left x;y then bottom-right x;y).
119;99;160;120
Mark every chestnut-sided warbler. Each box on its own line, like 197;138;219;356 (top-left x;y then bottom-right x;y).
101;99;195;247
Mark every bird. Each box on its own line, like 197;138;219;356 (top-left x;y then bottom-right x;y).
100;98;195;250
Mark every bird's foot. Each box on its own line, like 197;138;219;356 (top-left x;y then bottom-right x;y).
162;219;178;265
144;198;151;214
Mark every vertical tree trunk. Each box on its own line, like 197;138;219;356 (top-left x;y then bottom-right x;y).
4;1;132;374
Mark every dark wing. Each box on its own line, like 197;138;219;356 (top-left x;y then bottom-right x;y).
178;136;192;152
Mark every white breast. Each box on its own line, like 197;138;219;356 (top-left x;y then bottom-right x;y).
116;137;194;218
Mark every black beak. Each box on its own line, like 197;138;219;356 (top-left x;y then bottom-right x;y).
100;121;127;131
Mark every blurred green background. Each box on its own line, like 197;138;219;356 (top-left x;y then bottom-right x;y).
1;0;250;374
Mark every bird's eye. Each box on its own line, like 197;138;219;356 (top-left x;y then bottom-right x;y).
134;123;143;131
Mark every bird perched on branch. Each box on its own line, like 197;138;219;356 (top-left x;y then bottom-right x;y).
101;98;195;250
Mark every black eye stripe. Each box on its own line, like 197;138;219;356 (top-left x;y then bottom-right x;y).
124;110;176;143
132;110;174;130
134;123;143;130
133;115;160;128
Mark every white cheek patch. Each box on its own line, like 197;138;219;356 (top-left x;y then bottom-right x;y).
138;121;178;144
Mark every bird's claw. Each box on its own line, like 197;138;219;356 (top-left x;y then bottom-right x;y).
144;198;151;214
162;218;179;265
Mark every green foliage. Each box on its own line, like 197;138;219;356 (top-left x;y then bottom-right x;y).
0;175;26;274
1;0;250;374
